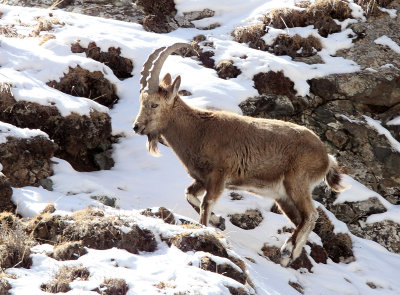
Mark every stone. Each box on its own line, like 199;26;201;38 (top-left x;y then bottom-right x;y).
229;209;263;230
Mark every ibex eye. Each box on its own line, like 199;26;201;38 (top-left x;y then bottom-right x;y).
151;103;159;109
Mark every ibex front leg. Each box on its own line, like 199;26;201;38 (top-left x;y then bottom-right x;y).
185;178;225;230
199;174;225;229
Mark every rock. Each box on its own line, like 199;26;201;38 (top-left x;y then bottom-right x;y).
229;209;263;230
314;208;354;263
0;136;57;187
200;256;247;284
90;195;118;208
47;66;119;108
349;220;400;253
71;42;133;80
239;94;296;119
141;207;176;224
309;68;400;107
216;60;241;79
0;86;113;172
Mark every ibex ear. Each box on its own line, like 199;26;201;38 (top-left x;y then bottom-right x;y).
170;75;181;98
161;73;172;86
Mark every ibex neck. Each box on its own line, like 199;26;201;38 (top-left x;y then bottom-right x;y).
162;97;203;154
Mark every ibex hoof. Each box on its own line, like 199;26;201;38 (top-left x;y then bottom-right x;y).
280;257;291;267
210;215;226;231
280;249;292;259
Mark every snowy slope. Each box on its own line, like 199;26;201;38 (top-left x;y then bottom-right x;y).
1;1;400;294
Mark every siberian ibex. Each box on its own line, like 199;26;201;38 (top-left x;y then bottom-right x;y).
133;43;348;266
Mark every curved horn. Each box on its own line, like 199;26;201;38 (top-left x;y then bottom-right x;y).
140;46;166;92
146;43;192;94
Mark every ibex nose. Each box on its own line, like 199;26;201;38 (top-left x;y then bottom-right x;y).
133;124;139;133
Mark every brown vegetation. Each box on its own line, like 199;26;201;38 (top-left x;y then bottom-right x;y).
40;265;89;293
231;24;267;51
264;0;353;37
51;241;88;261
270;34;322;57
0;219;34;269
96;278;129;295
47;66;119;108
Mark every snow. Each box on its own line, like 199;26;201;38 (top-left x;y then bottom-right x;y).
0;121;48;144
363;115;400;153
374;35;400;54
1;1;400;295
378;7;397;19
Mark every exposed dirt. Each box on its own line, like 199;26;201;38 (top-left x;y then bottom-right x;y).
0;136;57;187
0;176;14;212
0;85;113;172
253;71;296;97
47;66;119;108
216;60;242;79
27;208;157;254
71;42;133;80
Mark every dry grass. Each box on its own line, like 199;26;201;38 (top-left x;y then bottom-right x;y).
231;24;268;50
31;17;63;37
98;278;129;295
39;34;56;45
269;34;322;57
263;0;353;37
356;0;393;15
40;265;90;293
0;219;34;269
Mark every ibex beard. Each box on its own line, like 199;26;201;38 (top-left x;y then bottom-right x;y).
133;43;349;267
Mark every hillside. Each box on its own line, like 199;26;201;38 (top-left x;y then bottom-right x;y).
0;0;399;294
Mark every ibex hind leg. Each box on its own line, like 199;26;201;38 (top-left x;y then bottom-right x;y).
185;180;225;230
276;197;303;266
280;181;318;266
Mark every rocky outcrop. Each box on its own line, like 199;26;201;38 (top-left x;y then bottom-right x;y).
0;85;113;172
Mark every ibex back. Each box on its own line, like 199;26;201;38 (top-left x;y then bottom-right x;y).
133;43;348;266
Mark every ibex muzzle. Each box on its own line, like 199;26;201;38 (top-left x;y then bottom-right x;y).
133;43;348;267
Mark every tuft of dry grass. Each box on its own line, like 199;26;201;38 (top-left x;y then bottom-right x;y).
0;220;34;269
269;34;322;57
39;34;56;45
40;265;90;293
231;24;268;50
356;0;394;15
98;278;129;295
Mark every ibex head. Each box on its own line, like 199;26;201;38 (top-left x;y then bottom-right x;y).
133;43;191;156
